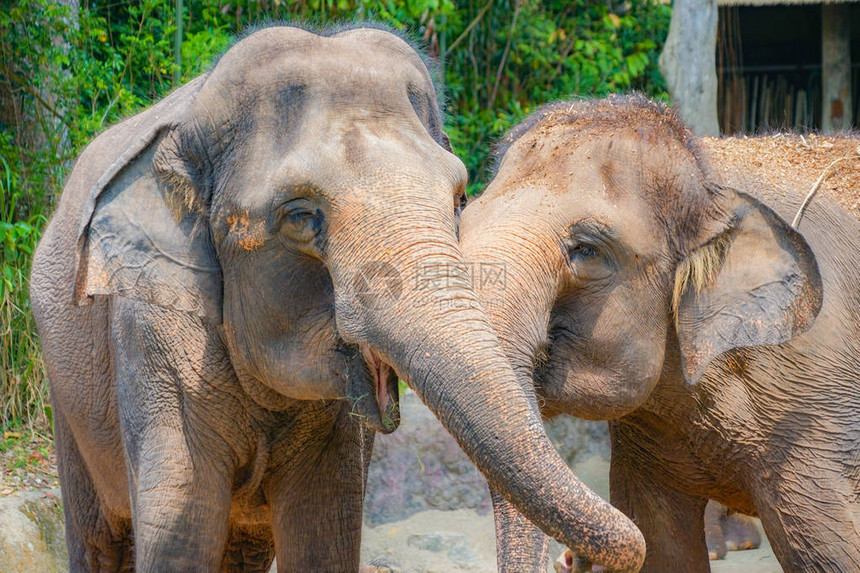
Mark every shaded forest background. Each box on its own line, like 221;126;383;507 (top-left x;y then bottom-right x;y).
0;0;671;433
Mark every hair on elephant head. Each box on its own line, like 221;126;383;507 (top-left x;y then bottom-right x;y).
33;26;646;571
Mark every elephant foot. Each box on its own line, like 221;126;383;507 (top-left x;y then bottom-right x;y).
722;512;761;552
554;549;608;573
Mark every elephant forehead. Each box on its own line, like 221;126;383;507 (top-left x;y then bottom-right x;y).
330;27;431;69
469;151;664;257
464;184;564;235
561;190;663;254
212;27;432;101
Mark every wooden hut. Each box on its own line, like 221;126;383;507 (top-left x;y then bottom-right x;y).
716;1;859;133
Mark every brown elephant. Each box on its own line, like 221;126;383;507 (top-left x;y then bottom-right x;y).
30;27;646;572
460;95;860;572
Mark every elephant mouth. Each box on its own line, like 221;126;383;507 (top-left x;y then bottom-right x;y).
352;345;400;434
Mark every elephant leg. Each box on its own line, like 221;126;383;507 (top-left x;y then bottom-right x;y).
754;472;860;572
53;401;133;572
491;487;551;572
704;500;727;560
128;424;233;570
220;525;275;572
609;423;709;573
266;402;367;572
111;299;237;570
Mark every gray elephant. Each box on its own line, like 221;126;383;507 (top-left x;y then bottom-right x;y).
30;27;646;572
703;501;761;561
460;95;860;572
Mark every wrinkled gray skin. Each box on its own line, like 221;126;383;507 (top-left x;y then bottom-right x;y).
461;96;860;572
30;27;645;572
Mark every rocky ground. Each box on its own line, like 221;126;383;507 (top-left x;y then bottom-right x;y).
360;507;782;573
359;393;781;572
0;392;781;572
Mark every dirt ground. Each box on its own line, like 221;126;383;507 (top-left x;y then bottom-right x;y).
360;454;783;573
0;427;59;495
360;507;782;573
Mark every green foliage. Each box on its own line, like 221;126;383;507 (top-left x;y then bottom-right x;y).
1;423;52;470
0;145;47;429
442;0;671;188
0;0;670;431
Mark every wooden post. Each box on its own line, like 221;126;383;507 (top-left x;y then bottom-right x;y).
659;0;720;136
822;5;851;132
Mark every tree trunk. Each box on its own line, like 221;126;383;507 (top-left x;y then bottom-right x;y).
659;0;720;136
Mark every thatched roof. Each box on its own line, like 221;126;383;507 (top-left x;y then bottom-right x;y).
718;0;860;5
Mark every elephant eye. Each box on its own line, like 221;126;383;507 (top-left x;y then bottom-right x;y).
454;189;467;239
278;202;324;244
568;243;597;260
565;223;617;281
455;194;466;216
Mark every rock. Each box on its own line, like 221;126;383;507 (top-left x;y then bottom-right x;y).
363;391;610;526
405;532;479;568
361;509;496;573
407;532;462;553
363;392;493;526
0;489;67;573
360;392;614;573
447;538;480;569
545;413;611;469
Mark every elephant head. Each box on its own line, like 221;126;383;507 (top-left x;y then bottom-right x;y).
72;27;644;568
460;94;822;420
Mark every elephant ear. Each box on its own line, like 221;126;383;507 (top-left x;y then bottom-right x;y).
674;188;823;384
74;75;222;322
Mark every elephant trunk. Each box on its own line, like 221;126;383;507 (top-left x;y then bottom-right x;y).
455;209;649;569
386;280;644;571
329;203;645;569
